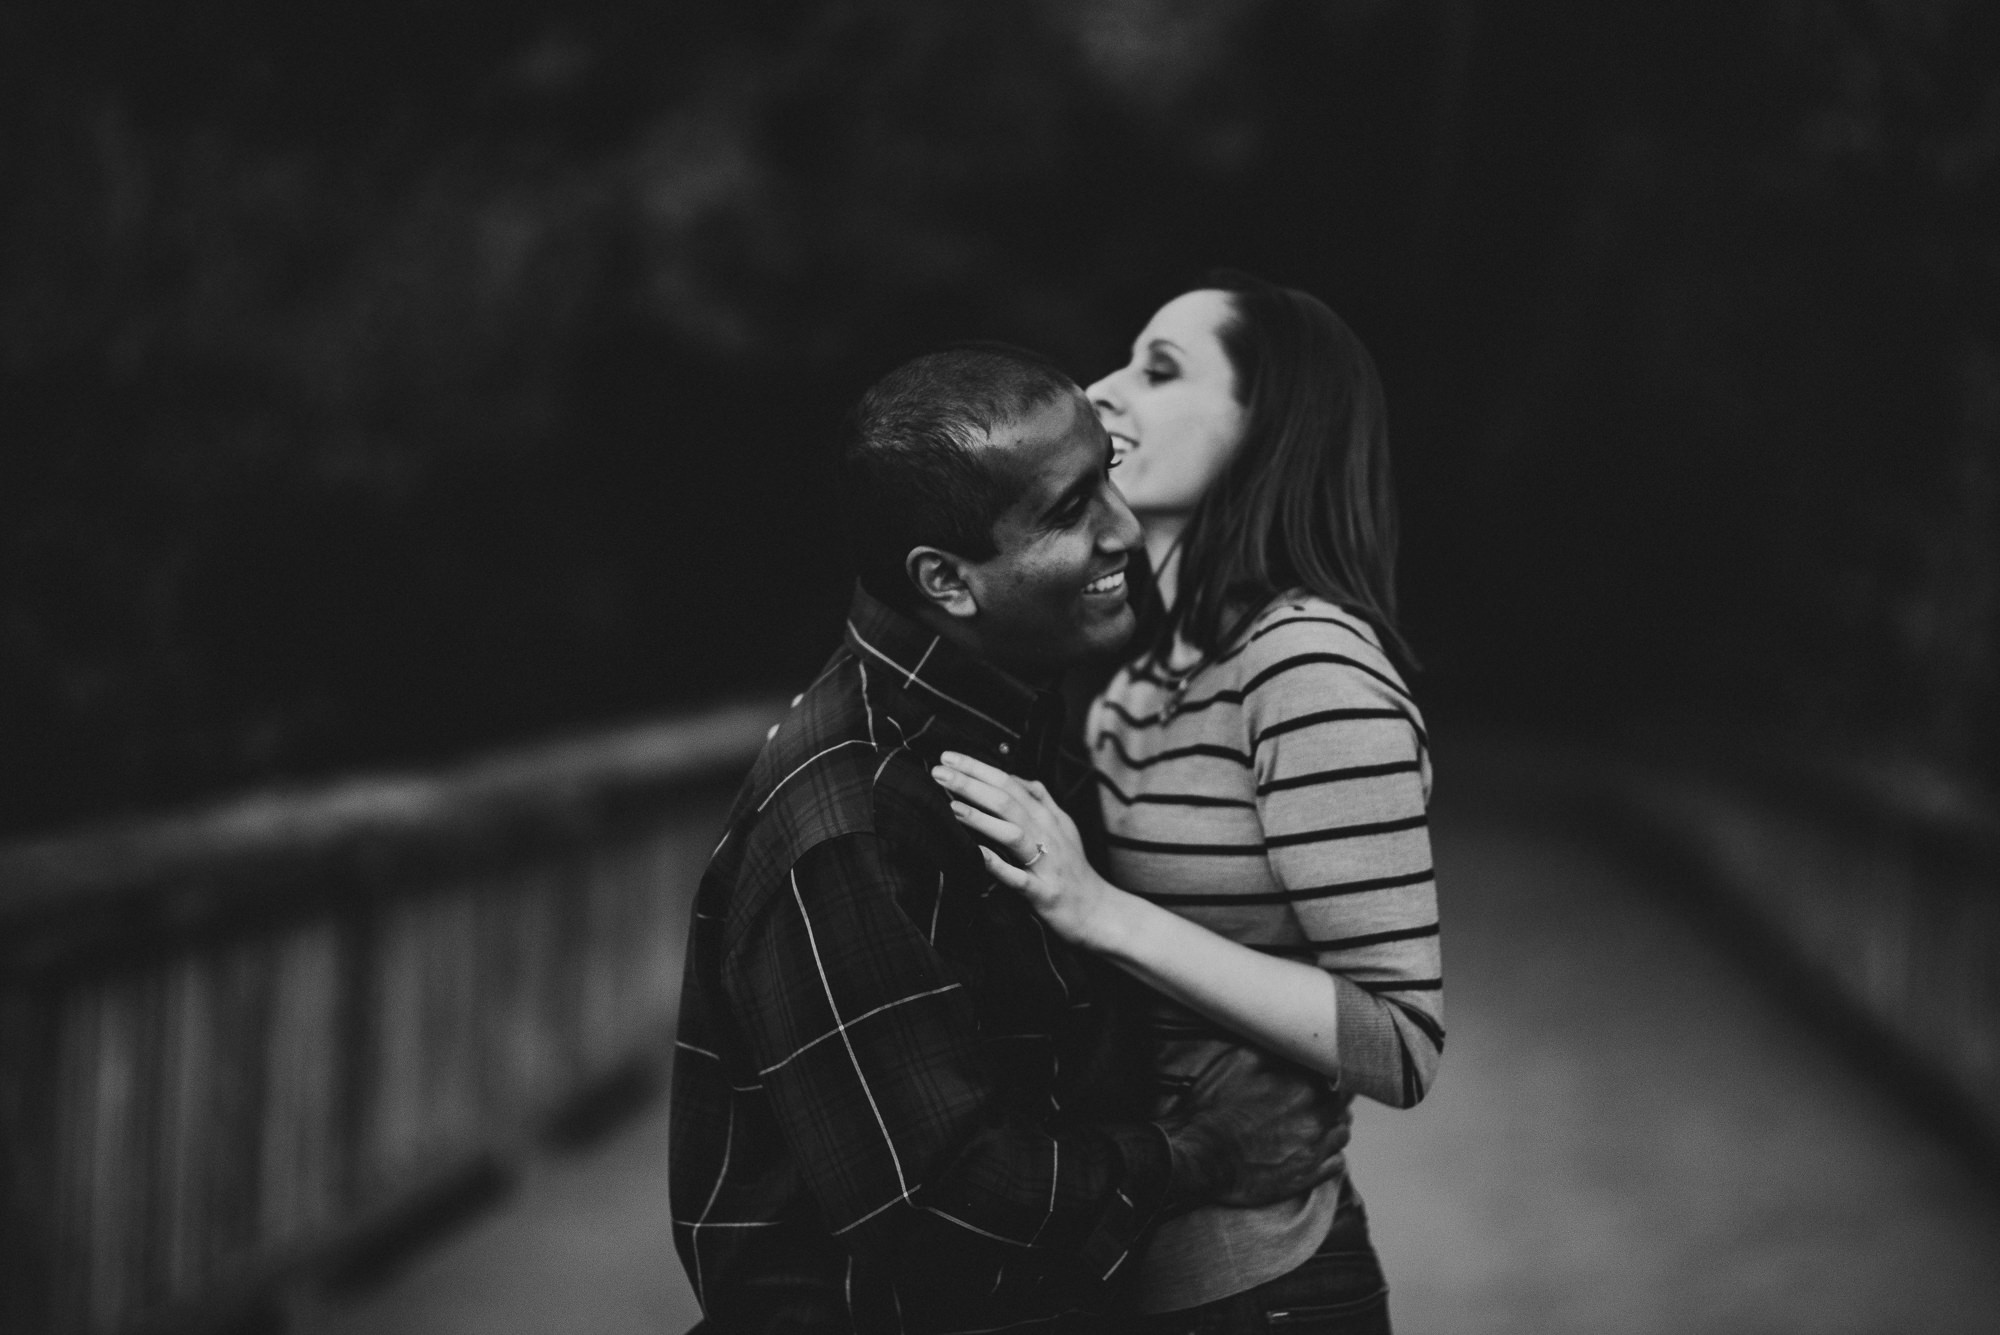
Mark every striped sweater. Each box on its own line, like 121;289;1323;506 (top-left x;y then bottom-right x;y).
1087;592;1442;1310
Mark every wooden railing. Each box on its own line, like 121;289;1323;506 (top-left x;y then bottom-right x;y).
1610;752;2000;1162
1464;734;2000;1167
0;700;782;1335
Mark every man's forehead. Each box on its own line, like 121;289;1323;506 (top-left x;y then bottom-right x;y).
982;390;1097;484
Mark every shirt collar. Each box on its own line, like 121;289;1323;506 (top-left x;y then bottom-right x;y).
843;582;1053;759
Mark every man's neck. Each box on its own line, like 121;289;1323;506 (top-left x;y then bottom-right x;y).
908;604;1062;691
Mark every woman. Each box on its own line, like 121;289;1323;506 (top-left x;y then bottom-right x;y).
933;272;1439;1333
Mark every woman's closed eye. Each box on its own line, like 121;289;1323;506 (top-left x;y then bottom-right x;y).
1143;357;1178;385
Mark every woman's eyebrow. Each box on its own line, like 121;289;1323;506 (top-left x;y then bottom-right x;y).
1145;338;1183;357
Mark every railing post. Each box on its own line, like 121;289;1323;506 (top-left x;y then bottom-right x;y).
0;698;783;1333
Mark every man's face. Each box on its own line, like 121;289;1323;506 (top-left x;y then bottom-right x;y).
959;391;1143;675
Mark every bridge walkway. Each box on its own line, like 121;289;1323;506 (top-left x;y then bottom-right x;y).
292;754;2000;1334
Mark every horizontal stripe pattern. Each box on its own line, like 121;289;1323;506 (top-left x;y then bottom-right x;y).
1254;706;1411;748
1097;734;1252;770
1136;865;1434;908
1255;759;1419;795
1096;773;1258;809
1255;923;1441;954
1089;595;1444;1120
1105;834;1268;856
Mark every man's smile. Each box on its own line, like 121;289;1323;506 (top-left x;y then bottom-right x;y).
1082;567;1128;597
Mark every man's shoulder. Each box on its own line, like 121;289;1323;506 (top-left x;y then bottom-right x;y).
720;657;966;890
736;657;882;845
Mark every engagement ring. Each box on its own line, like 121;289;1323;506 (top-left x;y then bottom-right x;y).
1023;843;1047;868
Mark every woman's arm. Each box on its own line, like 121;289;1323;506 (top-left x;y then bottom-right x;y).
935;755;1345;1078
936;615;1442;1108
1236;612;1441;1108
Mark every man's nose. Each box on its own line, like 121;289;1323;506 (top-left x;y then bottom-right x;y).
1101;483;1143;552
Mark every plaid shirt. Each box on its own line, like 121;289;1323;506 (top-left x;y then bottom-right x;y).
670;585;1175;1334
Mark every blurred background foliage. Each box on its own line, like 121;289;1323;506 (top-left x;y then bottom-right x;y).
2;0;1996;837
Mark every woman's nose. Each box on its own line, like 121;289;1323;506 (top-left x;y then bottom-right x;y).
1084;372;1122;416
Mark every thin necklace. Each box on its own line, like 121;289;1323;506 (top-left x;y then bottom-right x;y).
1149;566;1260;724
1140;534;1199;719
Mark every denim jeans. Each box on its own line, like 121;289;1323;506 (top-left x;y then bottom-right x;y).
1113;1194;1391;1335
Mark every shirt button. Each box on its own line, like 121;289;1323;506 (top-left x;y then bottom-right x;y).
996;742;1011;756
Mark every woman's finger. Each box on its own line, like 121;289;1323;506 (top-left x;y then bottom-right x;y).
938;750;1016;789
974;766;1056;819
938;755;1049;820
939;759;1070;843
946;801;1029;854
978;844;1039;894
936;752;1030;803
933;765;1031;827
1003;789;1070;846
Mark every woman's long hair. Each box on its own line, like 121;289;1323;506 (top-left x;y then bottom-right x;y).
1145;270;1416;672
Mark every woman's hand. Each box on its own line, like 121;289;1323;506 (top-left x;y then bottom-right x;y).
935;754;1347;1080
932;751;1126;951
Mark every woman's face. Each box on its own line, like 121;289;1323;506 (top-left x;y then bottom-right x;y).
1086;288;1248;520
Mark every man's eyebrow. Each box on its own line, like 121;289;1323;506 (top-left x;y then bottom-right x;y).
1039;474;1095;524
1037;436;1115;526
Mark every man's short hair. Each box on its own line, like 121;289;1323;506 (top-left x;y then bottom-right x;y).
839;344;1078;607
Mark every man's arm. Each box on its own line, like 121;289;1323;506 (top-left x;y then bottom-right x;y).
721;832;1166;1310
719;832;1347;1314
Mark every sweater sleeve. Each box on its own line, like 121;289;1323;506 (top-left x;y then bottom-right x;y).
1238;607;1443;1107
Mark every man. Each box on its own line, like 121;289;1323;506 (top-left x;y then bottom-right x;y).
669;346;1348;1333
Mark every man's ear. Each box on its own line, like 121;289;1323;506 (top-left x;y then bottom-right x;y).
906;547;979;620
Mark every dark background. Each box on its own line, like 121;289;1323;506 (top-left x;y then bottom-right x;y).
4;0;1995;839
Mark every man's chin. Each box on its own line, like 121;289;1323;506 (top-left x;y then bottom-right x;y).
983;604;1135;676
1080;603;1137;660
